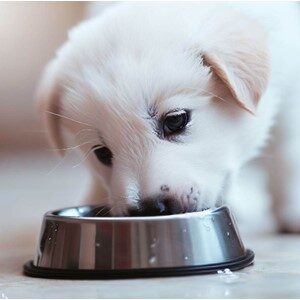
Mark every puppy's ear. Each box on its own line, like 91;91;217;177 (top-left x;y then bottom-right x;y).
202;21;270;114
36;60;65;156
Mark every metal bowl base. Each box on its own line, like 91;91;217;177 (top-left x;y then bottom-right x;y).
23;249;254;279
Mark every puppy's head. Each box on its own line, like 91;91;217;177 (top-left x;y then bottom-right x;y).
37;4;270;215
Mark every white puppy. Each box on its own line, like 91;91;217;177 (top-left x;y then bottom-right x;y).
37;3;300;231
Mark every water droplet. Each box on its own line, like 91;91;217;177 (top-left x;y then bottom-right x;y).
48;237;52;241
54;229;58;232
184;256;188;260
149;256;156;264
183;229;187;233
95;242;100;247
217;268;240;283
226;231;230;237
228;222;232;226
150;237;157;248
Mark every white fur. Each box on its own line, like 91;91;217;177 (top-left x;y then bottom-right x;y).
37;2;300;230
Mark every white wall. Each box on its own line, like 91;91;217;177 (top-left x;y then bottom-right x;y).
0;2;86;148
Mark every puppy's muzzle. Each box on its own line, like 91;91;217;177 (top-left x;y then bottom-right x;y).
128;196;190;216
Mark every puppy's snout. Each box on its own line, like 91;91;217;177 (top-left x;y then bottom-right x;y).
129;196;183;216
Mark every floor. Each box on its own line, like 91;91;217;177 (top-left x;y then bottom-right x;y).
1;149;300;298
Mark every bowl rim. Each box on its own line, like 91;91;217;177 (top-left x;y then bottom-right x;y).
44;205;228;222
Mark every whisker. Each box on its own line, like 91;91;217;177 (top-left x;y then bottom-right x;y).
91;195;140;217
76;134;99;145
72;145;102;168
46;140;99;152
74;128;98;138
45;110;93;127
192;87;233;106
103;201;126;217
45;151;71;175
179;86;240;109
75;131;100;147
94;206;109;217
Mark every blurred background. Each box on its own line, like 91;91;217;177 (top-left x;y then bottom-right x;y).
0;1;115;149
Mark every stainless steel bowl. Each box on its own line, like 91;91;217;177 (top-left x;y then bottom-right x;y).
24;205;254;279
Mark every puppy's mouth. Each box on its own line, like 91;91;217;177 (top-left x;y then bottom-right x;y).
128;198;198;217
84;199;198;217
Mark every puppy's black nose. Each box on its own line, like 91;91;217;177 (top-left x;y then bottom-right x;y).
129;197;182;216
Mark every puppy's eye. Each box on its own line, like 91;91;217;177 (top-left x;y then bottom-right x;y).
163;110;190;136
93;146;113;166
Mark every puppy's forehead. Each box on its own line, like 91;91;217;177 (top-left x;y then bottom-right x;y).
70;53;199;96
61;26;208;103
